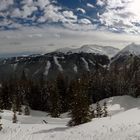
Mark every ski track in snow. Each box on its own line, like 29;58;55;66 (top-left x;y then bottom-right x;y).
73;64;78;73
81;57;90;71
88;59;95;66
53;56;63;72
44;61;51;76
1;96;140;140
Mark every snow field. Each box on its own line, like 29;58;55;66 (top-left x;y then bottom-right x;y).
1;95;140;140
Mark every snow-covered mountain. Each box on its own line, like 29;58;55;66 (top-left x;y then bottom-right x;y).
0;49;110;81
111;43;140;67
0;44;120;81
55;44;119;58
115;43;140;57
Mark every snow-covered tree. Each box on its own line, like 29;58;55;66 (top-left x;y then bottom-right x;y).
12;100;18;123
68;79;91;126
49;82;61;118
96;102;102;118
102;101;108;117
18;104;22;115
0;116;2;131
91;109;95;118
56;73;68;113
24;106;30;116
12;112;17;123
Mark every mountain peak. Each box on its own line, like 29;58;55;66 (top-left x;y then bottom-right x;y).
121;43;140;56
55;44;119;58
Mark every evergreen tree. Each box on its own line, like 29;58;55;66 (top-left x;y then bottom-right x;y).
68;79;91;126
49;82;61;117
0;116;2;131
91;109;95;118
1;82;12;110
102;101;108;117
21;70;27;81
96;102;102;118
14;84;23;115
56;73;68;113
12;101;17;123
0;85;3;111
18;103;22;115
24;106;30;116
12;112;17;123
0;98;3;112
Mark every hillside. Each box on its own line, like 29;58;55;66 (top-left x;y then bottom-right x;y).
111;43;140;65
1;96;140;140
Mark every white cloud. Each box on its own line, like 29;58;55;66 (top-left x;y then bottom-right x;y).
63;11;77;20
97;0;140;34
43;5;64;23
87;3;95;8
12;8;22;17
1;26;140;56
78;19;91;24
21;5;37;18
0;0;13;11
21;0;34;6
96;0;106;6
77;8;86;14
40;7;78;25
35;0;50;9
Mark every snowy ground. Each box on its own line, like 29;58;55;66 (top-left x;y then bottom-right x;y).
1;95;140;140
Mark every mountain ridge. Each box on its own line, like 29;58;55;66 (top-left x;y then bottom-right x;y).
54;44;119;58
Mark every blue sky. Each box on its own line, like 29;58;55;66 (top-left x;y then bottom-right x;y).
0;0;140;56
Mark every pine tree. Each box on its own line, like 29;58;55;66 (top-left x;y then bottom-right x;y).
15;86;22;115
56;73;68;113
0;98;3;113
96;102;102;118
91;109;95;118
0;85;3;112
12;112;17;123
1;82;12;110
0;116;2;131
49;82;61;118
68;79;91;126
18;103;22;115
24;106;30;116
102;101;108;117
12;99;18;123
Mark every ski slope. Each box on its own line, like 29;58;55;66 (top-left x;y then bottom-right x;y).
1;95;140;140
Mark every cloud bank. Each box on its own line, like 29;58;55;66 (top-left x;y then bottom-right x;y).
0;26;140;57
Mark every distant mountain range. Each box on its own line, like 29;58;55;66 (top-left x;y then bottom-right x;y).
0;43;140;81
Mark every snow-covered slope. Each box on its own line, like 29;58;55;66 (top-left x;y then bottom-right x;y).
113;42;140;59
1;95;140;140
111;43;140;64
55;44;119;58
117;43;140;56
